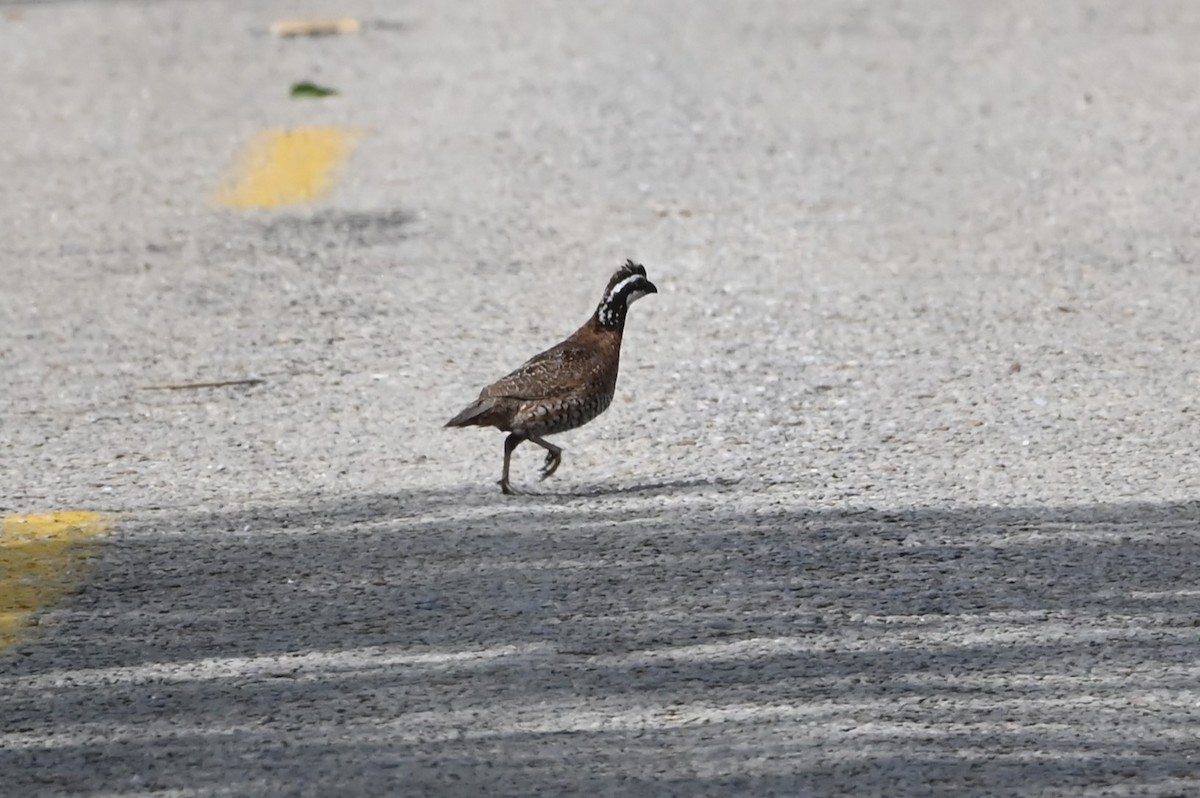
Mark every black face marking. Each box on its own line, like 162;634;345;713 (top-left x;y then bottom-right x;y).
596;270;657;328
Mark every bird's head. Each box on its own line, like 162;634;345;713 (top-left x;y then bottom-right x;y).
596;259;657;328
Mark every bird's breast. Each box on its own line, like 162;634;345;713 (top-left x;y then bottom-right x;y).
514;389;615;436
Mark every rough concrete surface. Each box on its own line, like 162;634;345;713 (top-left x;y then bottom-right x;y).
1;0;1198;795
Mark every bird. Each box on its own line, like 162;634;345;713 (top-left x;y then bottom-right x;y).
446;259;658;494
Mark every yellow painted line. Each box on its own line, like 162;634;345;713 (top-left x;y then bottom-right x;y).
0;512;111;652
214;127;361;209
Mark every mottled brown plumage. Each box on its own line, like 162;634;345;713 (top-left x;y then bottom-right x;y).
447;260;657;494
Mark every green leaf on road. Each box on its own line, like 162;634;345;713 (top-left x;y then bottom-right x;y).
290;81;338;99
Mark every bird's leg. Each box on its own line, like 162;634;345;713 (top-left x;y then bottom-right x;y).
528;435;563;481
499;433;526;495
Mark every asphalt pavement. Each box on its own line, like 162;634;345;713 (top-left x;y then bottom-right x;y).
2;1;1198;795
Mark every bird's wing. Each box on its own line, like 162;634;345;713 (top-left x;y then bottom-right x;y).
483;343;605;401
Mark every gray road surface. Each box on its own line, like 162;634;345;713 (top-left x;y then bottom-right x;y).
2;0;1199;795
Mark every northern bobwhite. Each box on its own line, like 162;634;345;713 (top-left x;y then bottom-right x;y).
446;260;658;494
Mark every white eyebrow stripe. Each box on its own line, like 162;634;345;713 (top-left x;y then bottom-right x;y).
605;274;642;300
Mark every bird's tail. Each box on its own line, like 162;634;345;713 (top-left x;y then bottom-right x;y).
445;397;495;427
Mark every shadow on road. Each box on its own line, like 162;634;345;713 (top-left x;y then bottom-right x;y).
3;490;1198;795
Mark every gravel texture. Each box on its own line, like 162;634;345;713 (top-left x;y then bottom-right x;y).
2;1;1198;795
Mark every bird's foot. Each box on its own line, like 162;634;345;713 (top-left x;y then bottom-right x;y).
539;451;562;481
498;478;519;495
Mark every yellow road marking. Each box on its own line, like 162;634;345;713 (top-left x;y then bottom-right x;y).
214;127;361;209
0;512;111;652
